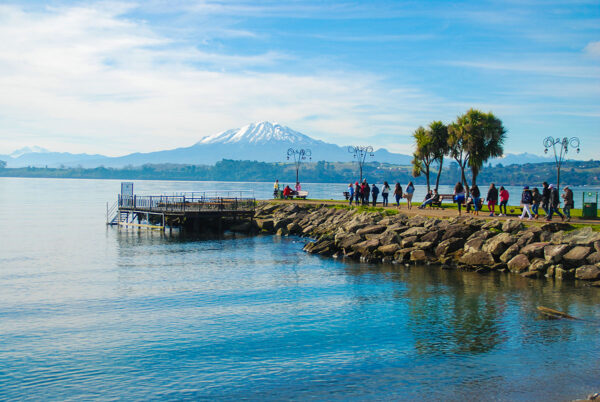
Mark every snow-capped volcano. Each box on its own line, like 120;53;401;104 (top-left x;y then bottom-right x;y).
198;121;322;145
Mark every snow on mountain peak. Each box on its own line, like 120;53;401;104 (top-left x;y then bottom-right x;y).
197;121;319;145
10;146;49;158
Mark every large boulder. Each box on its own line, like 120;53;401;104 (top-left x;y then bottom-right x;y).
502;219;523;233
435;237;465;257
442;224;475;240
529;258;550;274
407;215;427;227
540;222;572;232
336;234;363;250
401;236;418;248
421;230;442;243
467;229;494;242
595;241;600;253
377;243;401;256
286;222;302;234
352;238;380;254
273;217;293;231
520;242;549;259
394;247;417;263
575;265;600;281
255;218;274;232
500;243;520;263
555;266;575;280
401;226;428;238
553;227;600;246
544;244;571;264
410;249;428;262
460;251;495;266
587;252;600;265
507;254;530;273
464;237;486;254
356;225;387;237
483;233;516;256
563;246;592;266
516;230;539;247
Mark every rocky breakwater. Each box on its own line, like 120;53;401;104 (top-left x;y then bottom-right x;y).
253;202;600;283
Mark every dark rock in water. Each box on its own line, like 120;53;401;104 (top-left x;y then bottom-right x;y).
435;237;465;257
273;217;293;231
521;270;540;278
356;224;387;236
545;264;557;278
255;218;274;232
286;222;302;234
410;249;428;262
394;247;416;263
460;251;495;266
377;243;401;256
475;266;491;274
563;246;592;266
575;265;600;281
587;252;600;265
590;281;600;288
336;233;362;249
555;265;574;280
520;242;549;259
352;238;380;254
311;240;336;255
502;219;522;233
529;258;550;274
483;233;515;256
544;243;571;263
500;243;520;263
507;254;530;273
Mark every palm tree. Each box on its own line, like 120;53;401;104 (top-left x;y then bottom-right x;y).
411;126;436;191
429;121;449;191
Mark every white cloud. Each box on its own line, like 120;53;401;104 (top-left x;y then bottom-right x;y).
0;2;436;155
584;41;600;57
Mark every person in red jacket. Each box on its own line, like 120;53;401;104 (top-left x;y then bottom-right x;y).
499;186;509;216
283;185;292;199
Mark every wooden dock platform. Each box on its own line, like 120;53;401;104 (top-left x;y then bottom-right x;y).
107;192;256;232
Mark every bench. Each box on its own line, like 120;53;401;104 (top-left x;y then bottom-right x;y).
293;190;308;199
429;194;454;208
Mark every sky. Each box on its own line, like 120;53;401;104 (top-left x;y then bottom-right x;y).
0;0;598;158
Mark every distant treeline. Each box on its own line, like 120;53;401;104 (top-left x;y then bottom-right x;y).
1;159;599;186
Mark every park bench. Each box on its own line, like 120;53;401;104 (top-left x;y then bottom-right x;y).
429;194;454;208
293;190;309;199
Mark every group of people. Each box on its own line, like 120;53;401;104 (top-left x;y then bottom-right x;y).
347;180;418;208
274;179;302;199
453;181;574;221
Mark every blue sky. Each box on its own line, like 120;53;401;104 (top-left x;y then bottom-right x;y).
0;0;598;158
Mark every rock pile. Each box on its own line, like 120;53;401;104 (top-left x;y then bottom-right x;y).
252;202;600;283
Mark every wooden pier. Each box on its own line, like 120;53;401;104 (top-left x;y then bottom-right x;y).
107;192;256;233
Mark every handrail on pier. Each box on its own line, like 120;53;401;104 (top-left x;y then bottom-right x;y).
117;193;256;214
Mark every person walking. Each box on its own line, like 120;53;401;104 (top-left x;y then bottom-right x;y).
360;180;367;205
520;185;533;220
454;182;465;215
470;184;481;216
393;183;403;208
371;183;380;206
354;181;360;205
348;183;355;206
562;185;574;222
547;184;565;221
531;187;541;219
499;186;509;216
541;182;551;217
381;181;390;207
405;181;415;209
487;183;499;216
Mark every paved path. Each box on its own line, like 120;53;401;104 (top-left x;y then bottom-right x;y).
269;199;600;227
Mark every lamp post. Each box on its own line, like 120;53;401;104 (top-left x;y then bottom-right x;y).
287;148;311;184
543;136;580;189
348;145;374;183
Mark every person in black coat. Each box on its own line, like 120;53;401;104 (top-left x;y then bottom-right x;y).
486;183;499;216
541;181;551;216
371;184;380;206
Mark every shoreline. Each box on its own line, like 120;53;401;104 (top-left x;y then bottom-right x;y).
252;201;600;284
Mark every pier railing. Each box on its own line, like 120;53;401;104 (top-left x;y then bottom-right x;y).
118;194;256;214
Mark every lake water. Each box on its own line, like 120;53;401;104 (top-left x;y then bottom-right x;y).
1;177;600;400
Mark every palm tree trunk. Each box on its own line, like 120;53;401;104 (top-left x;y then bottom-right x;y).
435;157;444;191
425;164;430;192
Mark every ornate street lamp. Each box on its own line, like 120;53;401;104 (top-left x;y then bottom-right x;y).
348;145;374;183
287;148;311;184
543;136;580;189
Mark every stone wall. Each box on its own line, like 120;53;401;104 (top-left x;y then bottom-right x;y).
252;202;600;283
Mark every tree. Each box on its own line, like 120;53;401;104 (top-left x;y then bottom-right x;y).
429;121;449;191
0;160;6;169
448;109;506;190
411;126;436;191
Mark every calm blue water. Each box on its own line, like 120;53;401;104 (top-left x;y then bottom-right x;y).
1;177;600;401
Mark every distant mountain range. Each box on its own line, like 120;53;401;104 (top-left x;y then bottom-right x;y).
0;121;556;168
